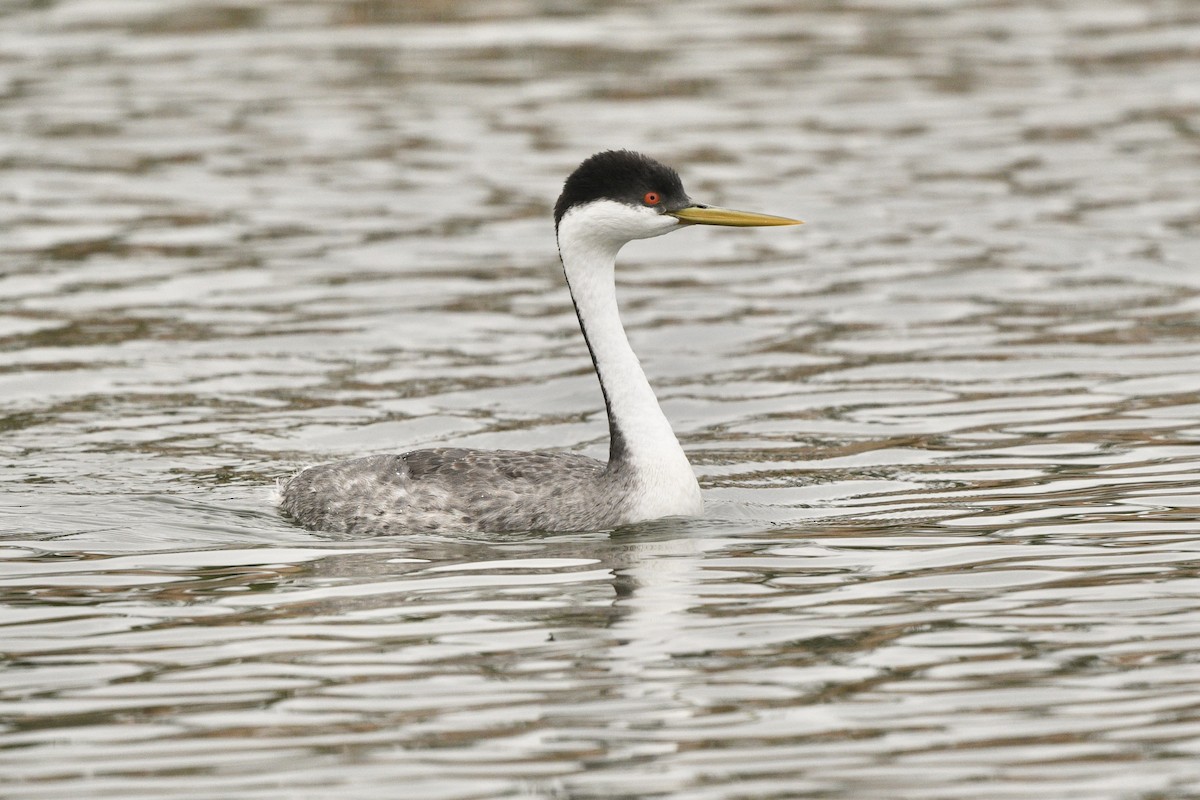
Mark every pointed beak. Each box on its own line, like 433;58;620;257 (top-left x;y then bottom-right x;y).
668;204;803;227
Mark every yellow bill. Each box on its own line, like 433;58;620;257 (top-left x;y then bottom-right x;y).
669;205;803;227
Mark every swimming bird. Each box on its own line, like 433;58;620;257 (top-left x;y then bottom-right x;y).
280;150;800;534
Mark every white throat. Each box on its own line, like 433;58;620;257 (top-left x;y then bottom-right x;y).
556;201;704;522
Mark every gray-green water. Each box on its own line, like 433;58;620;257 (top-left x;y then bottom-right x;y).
3;1;1200;797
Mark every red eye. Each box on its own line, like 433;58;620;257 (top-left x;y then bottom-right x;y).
643;191;661;206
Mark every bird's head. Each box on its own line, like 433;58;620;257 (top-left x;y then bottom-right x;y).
554;150;801;250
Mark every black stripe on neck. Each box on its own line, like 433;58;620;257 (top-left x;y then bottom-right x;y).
561;268;629;469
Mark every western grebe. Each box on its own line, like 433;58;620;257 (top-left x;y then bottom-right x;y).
280;150;801;534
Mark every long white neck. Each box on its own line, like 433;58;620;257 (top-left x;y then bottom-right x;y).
557;205;703;521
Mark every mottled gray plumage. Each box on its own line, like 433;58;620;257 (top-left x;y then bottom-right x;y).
280;449;631;533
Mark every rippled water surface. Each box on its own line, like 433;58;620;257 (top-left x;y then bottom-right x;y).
4;1;1200;797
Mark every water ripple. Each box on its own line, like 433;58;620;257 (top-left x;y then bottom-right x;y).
3;0;1200;797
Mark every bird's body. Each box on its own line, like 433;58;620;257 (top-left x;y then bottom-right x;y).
282;449;652;534
279;151;799;534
